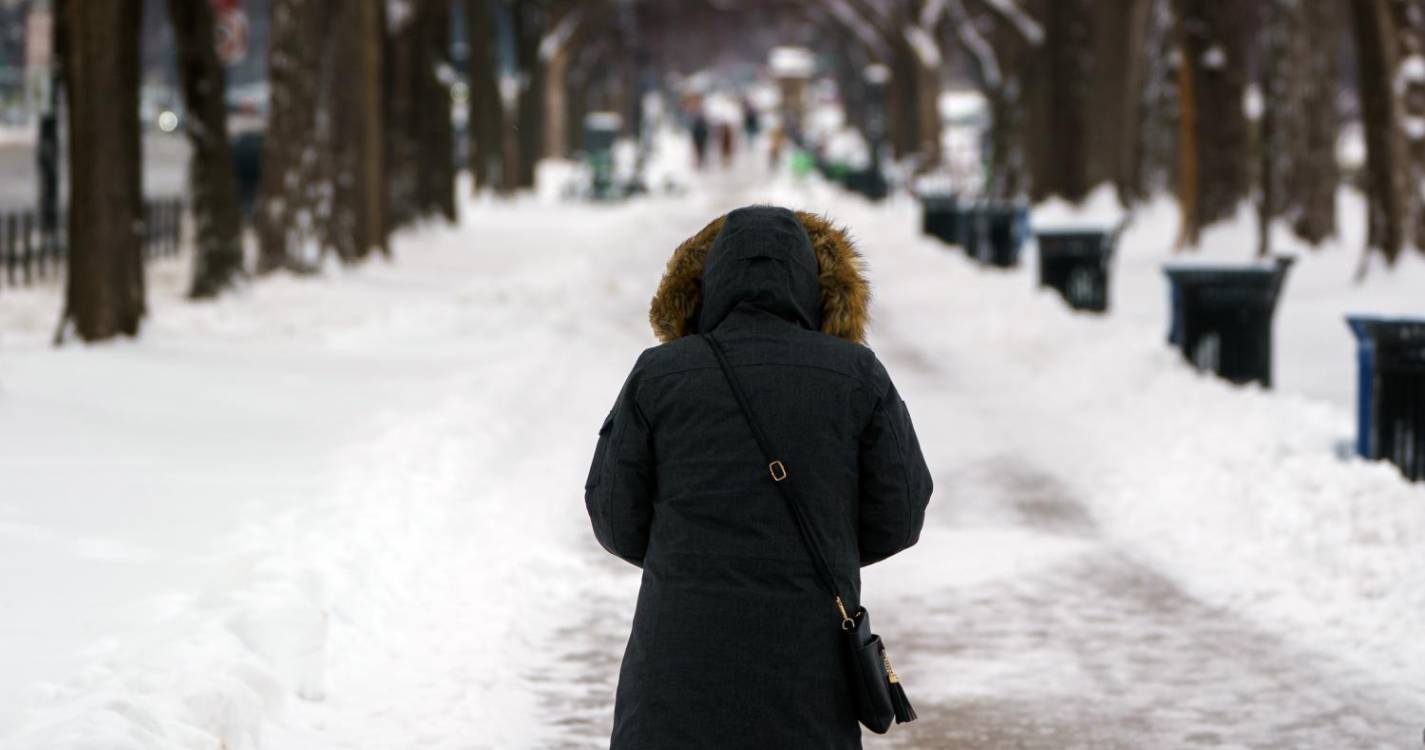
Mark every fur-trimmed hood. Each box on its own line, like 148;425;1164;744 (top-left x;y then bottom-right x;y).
649;206;871;343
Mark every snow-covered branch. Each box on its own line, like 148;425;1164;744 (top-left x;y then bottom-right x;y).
539;7;585;62
947;0;1001;88
977;0;1043;46
904;24;942;67
824;0;893;60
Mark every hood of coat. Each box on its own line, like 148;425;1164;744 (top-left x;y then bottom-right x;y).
649;206;870;343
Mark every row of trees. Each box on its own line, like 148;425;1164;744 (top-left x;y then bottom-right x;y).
51;0;1423;341
55;0;459;342
797;0;1425;264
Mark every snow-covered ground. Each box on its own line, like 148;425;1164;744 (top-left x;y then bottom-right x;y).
1;146;1423;748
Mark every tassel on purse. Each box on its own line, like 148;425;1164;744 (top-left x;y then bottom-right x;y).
887;655;917;723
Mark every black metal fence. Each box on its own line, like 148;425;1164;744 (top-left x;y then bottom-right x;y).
0;198;184;292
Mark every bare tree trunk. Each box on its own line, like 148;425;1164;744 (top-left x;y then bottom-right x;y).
417;0;457;222
907;1;943;168
330;0;386;260
466;0;506;192
62;0;143;341
1129;0;1178;202
545;44;571;161
1172;0;1254;241
386;9;420;231
912;54;941;167
168;0;244;297
1023;0;1093;203
1087;0;1151;201
1350;0;1407;263
511;1;546;190
257;0;328;273
888;44;919;159
1389;0;1425;253
567;48;593;155
986;80;1027;200
1173;31;1199;248
947;0;1037;200
543;3;601;162
1283;0;1341;245
1257;0;1287;257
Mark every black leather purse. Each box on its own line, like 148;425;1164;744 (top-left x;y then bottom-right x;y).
703;334;916;734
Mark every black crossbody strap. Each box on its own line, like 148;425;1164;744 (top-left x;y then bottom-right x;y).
702;334;853;626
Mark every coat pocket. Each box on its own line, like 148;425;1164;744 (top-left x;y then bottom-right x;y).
584;411;616;489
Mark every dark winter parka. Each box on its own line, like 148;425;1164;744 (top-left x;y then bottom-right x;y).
585;206;933;749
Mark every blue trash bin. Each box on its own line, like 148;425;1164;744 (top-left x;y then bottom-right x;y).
1163;256;1294;387
1346;316;1425;482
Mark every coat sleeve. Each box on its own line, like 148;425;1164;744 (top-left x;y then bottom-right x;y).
584;361;656;567
857;374;933;566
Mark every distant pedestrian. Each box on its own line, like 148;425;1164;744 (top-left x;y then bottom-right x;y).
585;206;934;748
719;122;735;166
743;101;761;140
690;113;710;169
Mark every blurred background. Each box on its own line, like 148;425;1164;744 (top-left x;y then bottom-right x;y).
1;0;1424;748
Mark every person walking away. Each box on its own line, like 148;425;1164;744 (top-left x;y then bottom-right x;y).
585;206;934;748
690;112;710;169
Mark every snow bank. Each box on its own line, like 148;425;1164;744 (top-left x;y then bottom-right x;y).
755;176;1425;708
0;191;697;747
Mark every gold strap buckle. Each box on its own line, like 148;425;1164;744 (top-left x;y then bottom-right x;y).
768;460;788;482
836;596;855;630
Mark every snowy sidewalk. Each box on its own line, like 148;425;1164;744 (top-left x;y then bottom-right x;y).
3;165;1423;748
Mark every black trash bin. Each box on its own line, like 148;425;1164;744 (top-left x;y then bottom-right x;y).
921;194;960;246
1347;316;1425;482
1037;226;1120;312
968;204;1029;268
959;204;983;258
1163;256;1294;387
844;167;888;201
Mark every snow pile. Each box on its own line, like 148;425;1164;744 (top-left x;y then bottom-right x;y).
759;177;1425;708
3;144;1423;747
0;193;698;747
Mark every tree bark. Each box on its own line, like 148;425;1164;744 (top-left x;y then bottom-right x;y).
257;0;329;273
1023;0;1093;203
1129;0;1178;202
168;0;244;297
466;0;506;192
386;8;420;231
1173;31;1199;248
330;0;387;260
1389;0;1425;253
62;0;144;341
417;0;457;222
1257;0;1287;257
1172;0;1254;241
1282;0;1341;245
511;1;546;190
543;3;598;161
947;0;1038;200
1350;0;1407;263
1086;0;1151;201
